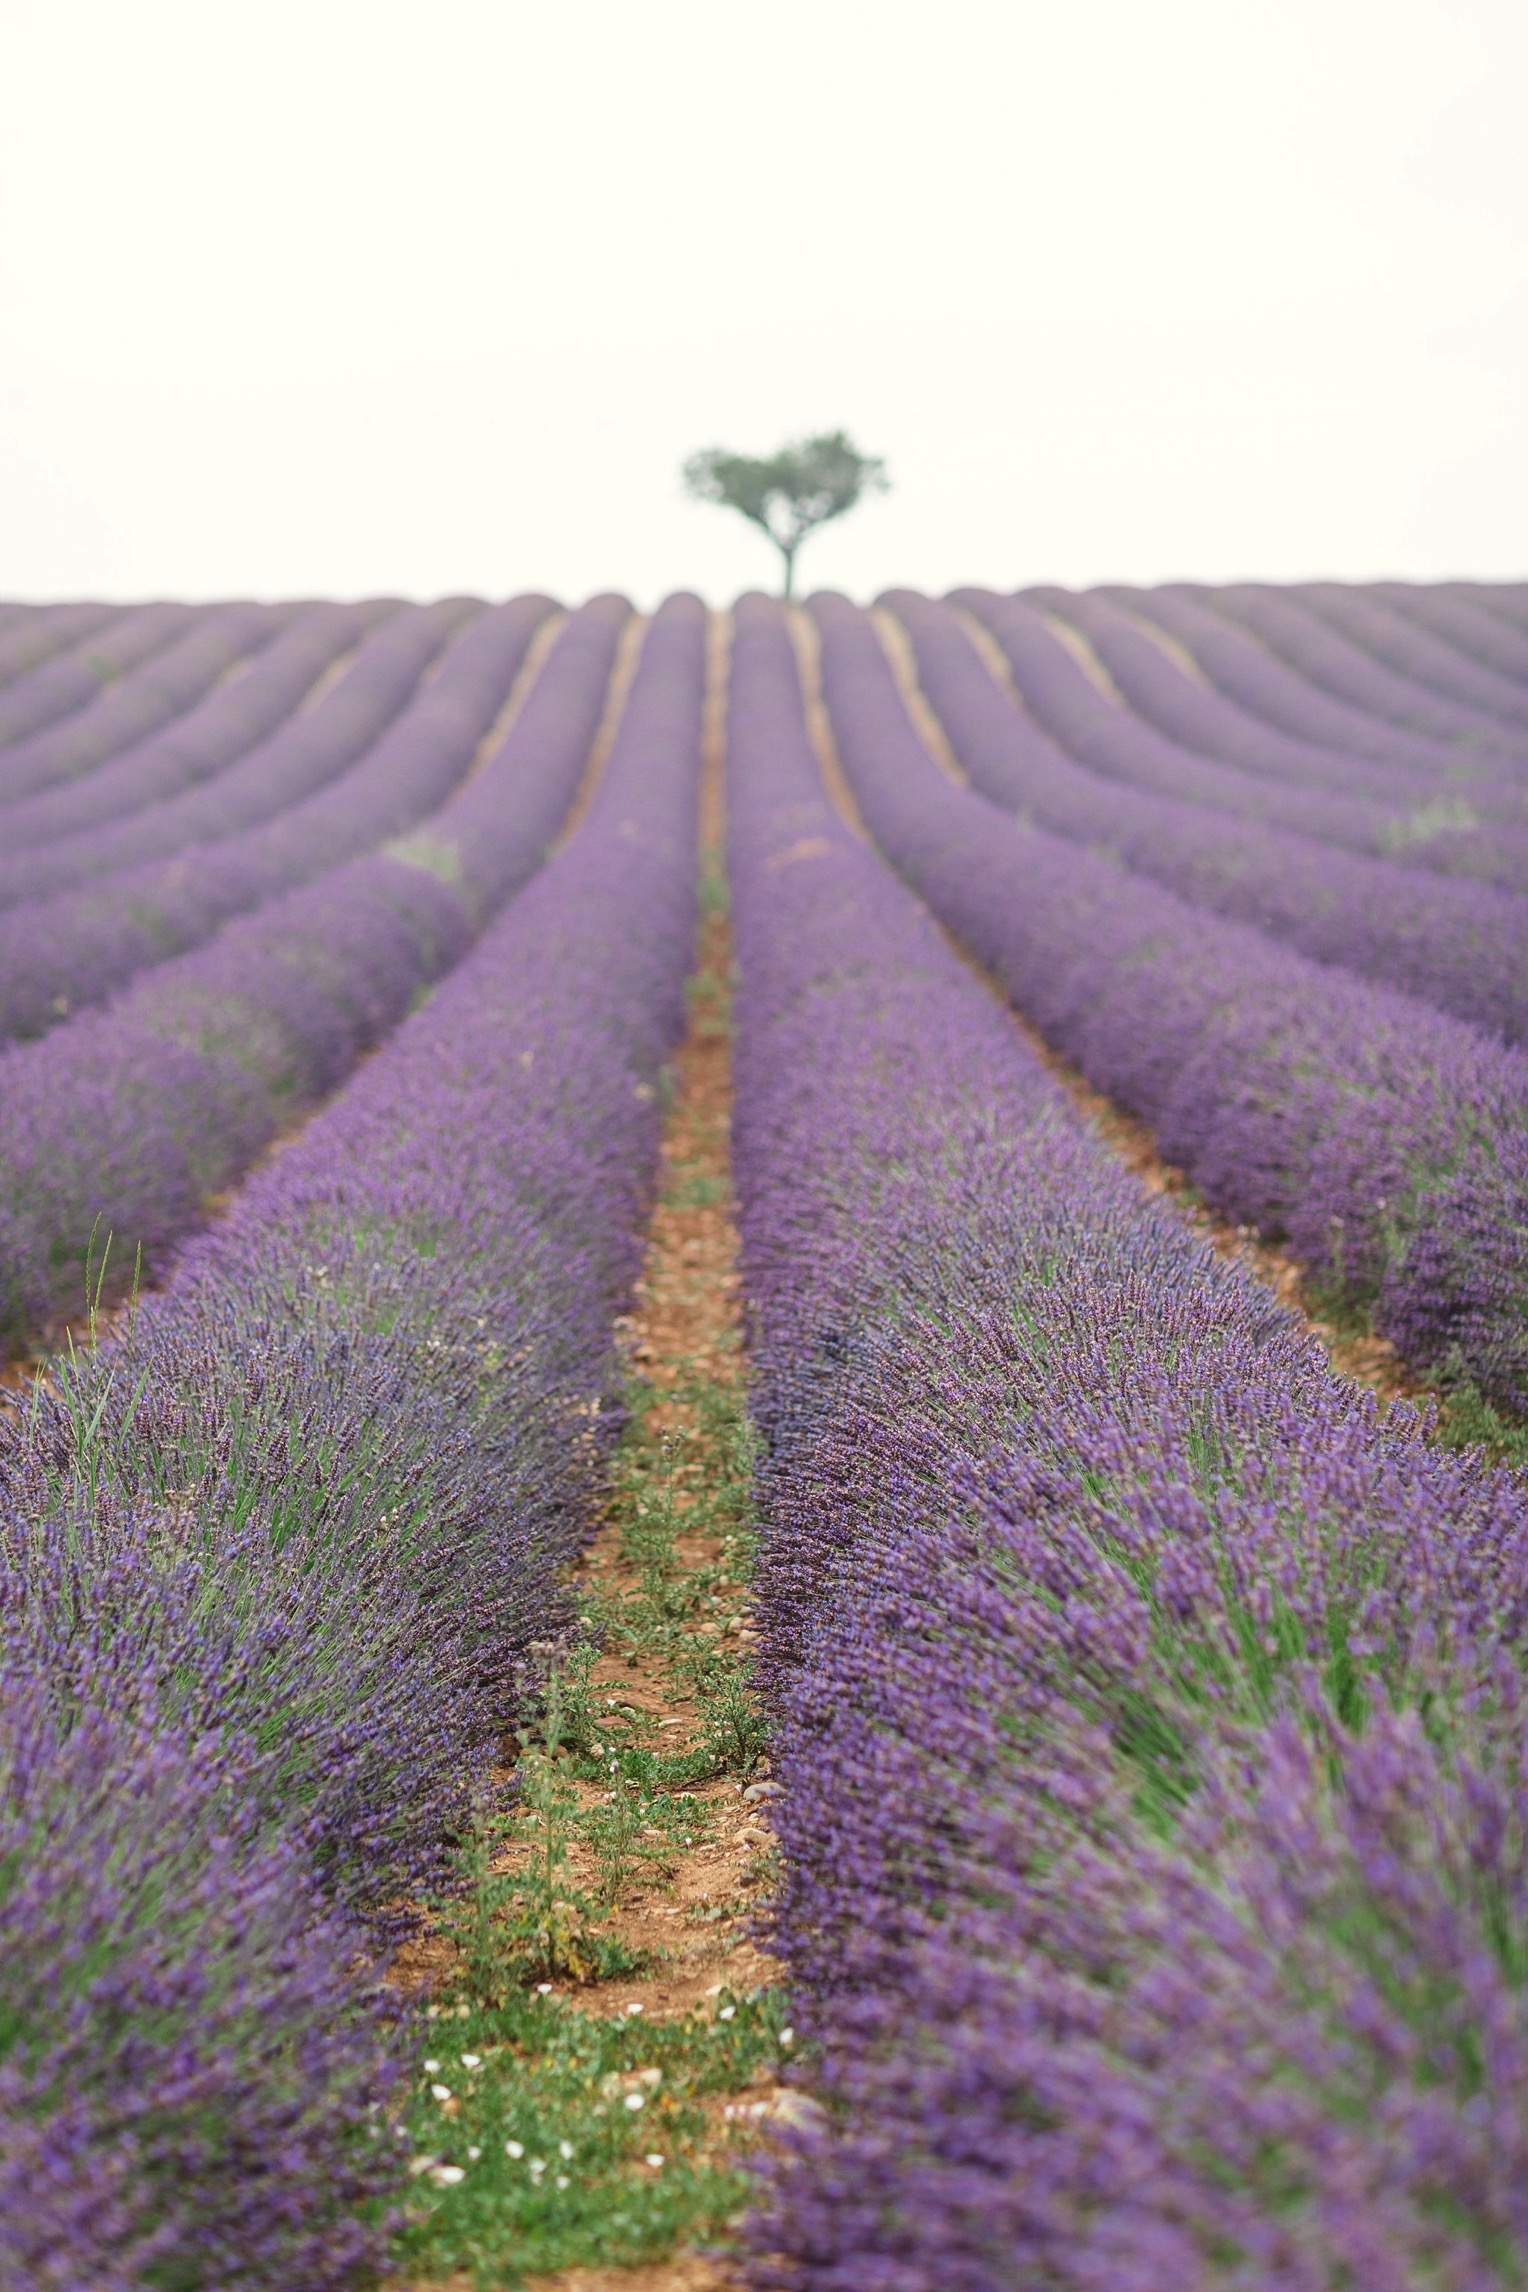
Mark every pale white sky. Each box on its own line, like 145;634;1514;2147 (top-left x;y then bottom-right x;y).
0;0;1523;602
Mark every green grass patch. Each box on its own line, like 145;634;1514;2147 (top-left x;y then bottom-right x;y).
392;1984;789;2286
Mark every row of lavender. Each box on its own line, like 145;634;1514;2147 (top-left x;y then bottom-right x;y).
1212;579;1528;743
0;601;125;709
0;602;261;770
947;589;1528;893
1075;575;1528;764
890;592;1528;1046
727;592;1528;2290
1039;585;1526;789
0;595;633;1353
0;598;530;1029
0;600;406;860
812;597;1528;1415
0;597;705;2288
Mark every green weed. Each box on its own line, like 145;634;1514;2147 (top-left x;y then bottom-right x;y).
392;1986;789;2287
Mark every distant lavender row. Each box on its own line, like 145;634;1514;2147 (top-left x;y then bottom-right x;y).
1111;582;1496;774
1295;580;1528;732
955;589;1528;891
0;601;199;754
0;598;476;923
0;600;117;697
1447;580;1528;637
0;596;549;1042
0;602;293;809
813;593;1528;1412
726;592;1528;2291
0;600;385;848
1373;581;1528;687
1209;582;1528;755
0;597;705;2288
888;591;1528;1045
0;595;624;1350
1029;583;1528;820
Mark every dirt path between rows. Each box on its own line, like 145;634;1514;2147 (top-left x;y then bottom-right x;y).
518;617;780;2292
395;611;788;2292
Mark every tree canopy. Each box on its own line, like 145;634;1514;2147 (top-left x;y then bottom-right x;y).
682;429;889;597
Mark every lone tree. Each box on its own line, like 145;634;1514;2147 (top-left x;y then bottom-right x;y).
682;429;889;598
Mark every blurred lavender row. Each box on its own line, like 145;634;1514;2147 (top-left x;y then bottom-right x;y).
0;598;476;927
887;590;1528;1043
0;596;704;2288
726;592;1528;2290
0;603;295;806
1211;581;1528;752
956;589;1528;890
1031;584;1528;812
0;602;203;755
1109;581;1516;774
0;594;622;1351
0;600;120;701
1294;579;1528;733
0;600;389;846
811;592;1528;1413
1386;582;1528;677
0;598;532;1039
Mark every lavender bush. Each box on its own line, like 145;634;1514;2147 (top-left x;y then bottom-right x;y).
0;1626;403;2292
0;595;705;2286
888;589;1528;1045
812;591;1528;1411
954;589;1528;890
725;591;1528;2290
0;595;628;1349
0;603;290;813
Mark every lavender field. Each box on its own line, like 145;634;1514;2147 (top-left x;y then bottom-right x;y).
4;579;1528;2289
